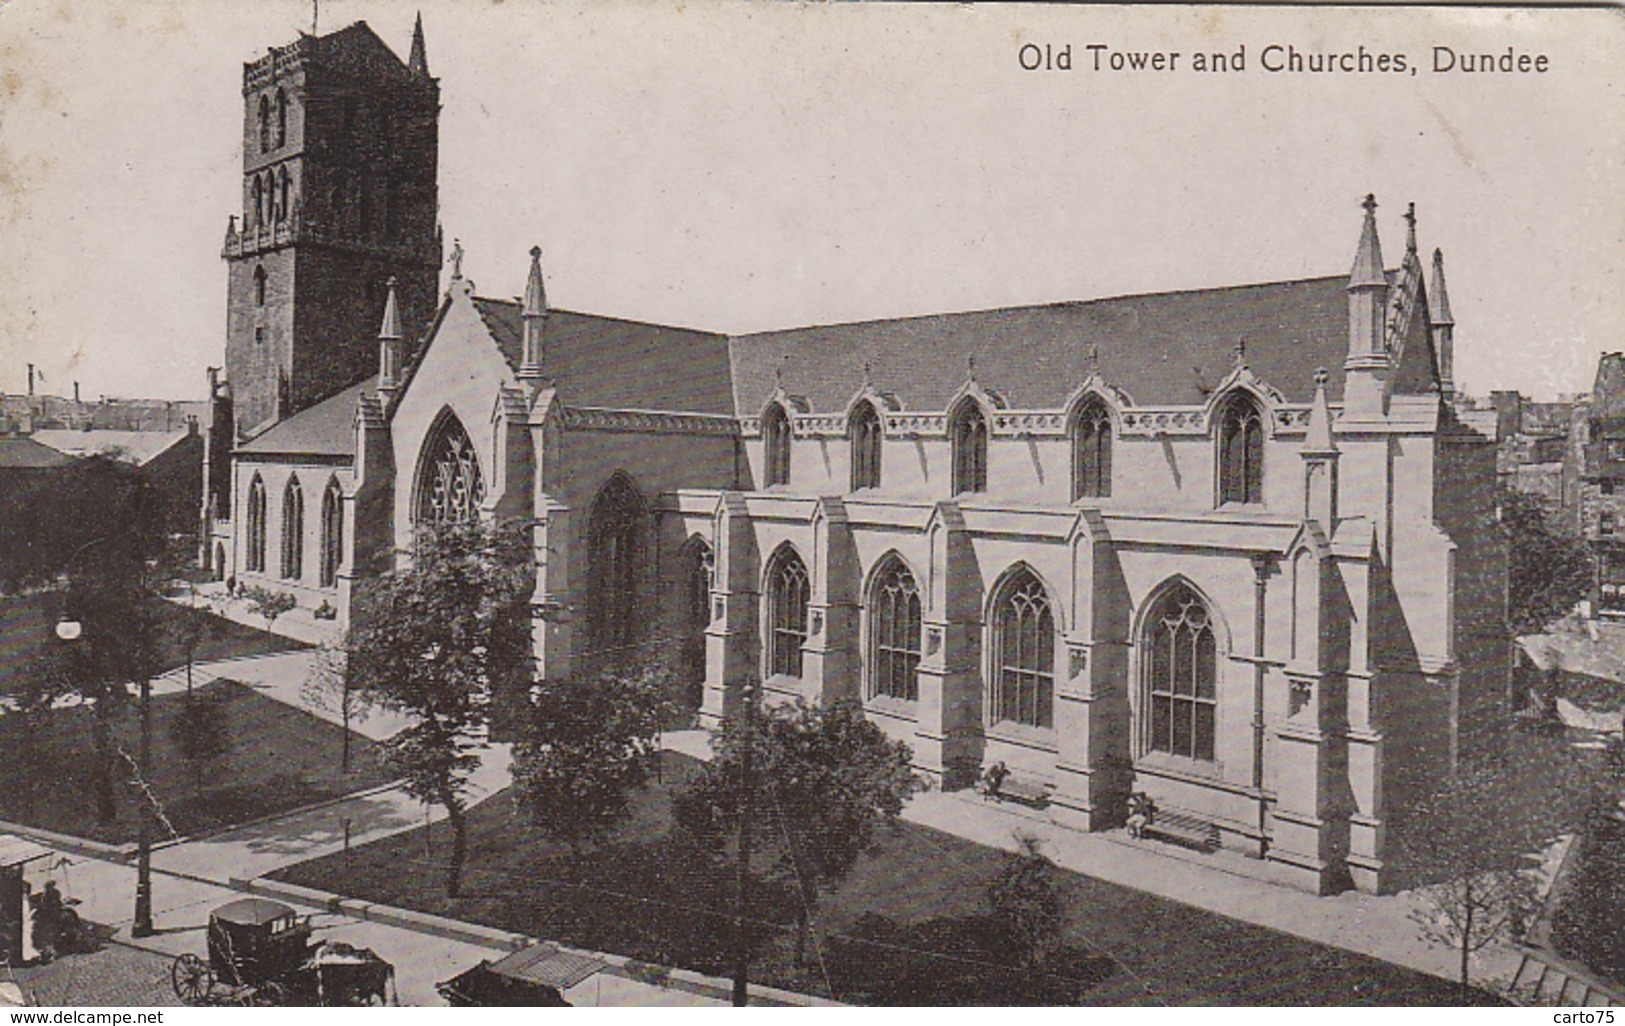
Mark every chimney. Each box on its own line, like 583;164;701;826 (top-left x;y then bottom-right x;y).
27;364;34;397
73;381;80;404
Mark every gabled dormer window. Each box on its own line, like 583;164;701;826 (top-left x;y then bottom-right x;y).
1218;393;1264;505
950;400;988;495
1072;398;1113;500
763;404;791;487
850;402;882;491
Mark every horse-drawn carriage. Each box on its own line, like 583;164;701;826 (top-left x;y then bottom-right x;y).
170;898;395;1006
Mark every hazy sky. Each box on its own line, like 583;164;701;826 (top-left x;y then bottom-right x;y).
0;1;1620;402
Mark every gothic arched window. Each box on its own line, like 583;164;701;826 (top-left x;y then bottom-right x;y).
679;538;713;710
278;168;291;224
850;402;882;491
950;400;989;495
990;568;1054;729
413;412;485;526
1072;398;1113;500
586;475;643;661
766;547;809;679
869;557;921;701
246;475;267;573
1218;393;1265;505
250;177;263;229
280;476;304;581
763;404;791;487
254;266;267;307
1143;582;1218;762
274;88;287;149
319;478;343;588
258;94;270;154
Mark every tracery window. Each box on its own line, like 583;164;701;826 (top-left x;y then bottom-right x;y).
850;402;882;491
763;404;791;487
990;568;1053;729
1218;393;1265;505
766;547;809;679
950;401;988;495
280;476;304;581
1144;582;1218;762
587;475;643;661
868;558;921;701
319;479;343;588
246;475;267;573
414;412;485;525
1072;398;1113;500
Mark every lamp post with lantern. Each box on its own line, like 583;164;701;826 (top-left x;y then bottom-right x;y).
55;558;157;940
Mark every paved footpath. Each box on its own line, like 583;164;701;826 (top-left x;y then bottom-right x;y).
138;601;1545;1000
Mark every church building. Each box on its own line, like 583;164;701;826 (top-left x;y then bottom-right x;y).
202;19;1508;896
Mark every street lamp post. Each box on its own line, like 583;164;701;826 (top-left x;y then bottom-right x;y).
57;604;156;939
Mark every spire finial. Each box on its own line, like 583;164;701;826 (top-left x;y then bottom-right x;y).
862;360;872;387
1314;366;1329;388
1404;201;1417;253
1349;192;1387;289
1234;337;1247;367
377;276;403;392
379;276;401;340
775;358;785;390
1088;343;1100;374
409;12;430;77
523;245;546;318
448;238;464;280
967;354;977;382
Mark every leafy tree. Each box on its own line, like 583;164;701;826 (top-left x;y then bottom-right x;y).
675;694;923;996
342;520;532;898
1400;743;1598;1001
509;664;671;855
168;689;232;795
1550;796;1625;982
1502;487;1594;636
986;832;1066;967
240;586;296;632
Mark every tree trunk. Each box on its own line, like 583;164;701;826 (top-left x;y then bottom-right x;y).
1460;883;1474;1004
443;793;467;900
91;696;116;824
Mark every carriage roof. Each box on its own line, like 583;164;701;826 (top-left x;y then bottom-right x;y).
210;898;299;928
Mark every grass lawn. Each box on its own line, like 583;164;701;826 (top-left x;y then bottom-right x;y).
0;678;394;844
273;752;1486;1005
0;592;307;680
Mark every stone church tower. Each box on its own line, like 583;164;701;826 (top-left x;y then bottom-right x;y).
220;17;440;440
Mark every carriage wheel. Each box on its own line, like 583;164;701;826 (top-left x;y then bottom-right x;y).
171;954;213;1005
253;981;290;1007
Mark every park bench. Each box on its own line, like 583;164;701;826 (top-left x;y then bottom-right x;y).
982;772;1054;808
1142;808;1221;852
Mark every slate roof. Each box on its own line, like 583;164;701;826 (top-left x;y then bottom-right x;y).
31;429;190;467
727;274;1365;416
0;437;78;470
235;377;374;459
471;299;736;415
